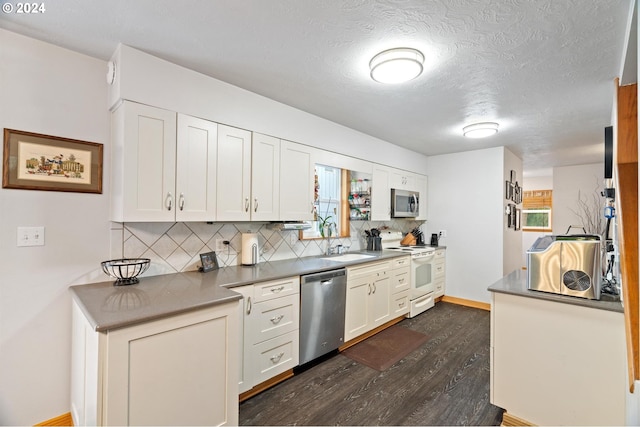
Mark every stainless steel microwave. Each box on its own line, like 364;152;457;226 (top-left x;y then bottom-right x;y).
391;189;419;218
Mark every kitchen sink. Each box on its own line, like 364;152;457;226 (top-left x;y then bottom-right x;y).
322;253;376;262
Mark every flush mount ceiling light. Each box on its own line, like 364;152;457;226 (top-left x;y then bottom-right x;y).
369;48;425;84
463;122;499;138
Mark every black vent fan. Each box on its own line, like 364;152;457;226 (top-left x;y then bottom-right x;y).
562;270;592;292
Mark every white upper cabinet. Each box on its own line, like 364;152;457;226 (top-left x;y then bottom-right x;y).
390;169;415;190
371;164;391;221
176;114;218;221
251;133;280;221
111;101;219;222
280;140;316;221
112;101;177;222
216;125;252;221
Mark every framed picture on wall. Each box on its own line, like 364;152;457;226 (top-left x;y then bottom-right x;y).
3;128;103;193
505;181;513;200
515;208;521;230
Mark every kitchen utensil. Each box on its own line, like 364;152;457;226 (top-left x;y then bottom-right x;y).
101;258;150;285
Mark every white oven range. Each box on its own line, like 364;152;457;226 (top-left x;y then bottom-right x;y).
381;231;436;318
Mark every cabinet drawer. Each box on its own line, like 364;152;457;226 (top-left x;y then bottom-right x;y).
391;267;410;293
392;256;411;269
252;330;299;385
391;290;410;317
248;294;299;344
435;278;445;295
253;276;299;302
347;261;390;280
435;249;446;259
434;261;445;278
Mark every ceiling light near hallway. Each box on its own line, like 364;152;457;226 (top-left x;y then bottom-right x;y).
369;48;425;84
463;122;499;138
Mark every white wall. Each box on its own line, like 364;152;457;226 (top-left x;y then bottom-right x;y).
552;163;605;235
426;147;505;303
0;29;110;425
503;148;523;276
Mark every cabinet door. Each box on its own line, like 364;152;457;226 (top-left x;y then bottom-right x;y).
279;140;315;220
251;133;280;221
235;286;254;394
344;275;371;342
370;275;391;328
103;303;239;426
390;169;415;190
176;114;218;221
217;124;252;221
371;164;391;221
415;174;428;221
116;101;177;222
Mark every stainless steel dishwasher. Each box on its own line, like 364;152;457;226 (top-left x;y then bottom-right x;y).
299;268;347;365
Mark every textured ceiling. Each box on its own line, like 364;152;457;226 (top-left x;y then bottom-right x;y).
0;0;635;171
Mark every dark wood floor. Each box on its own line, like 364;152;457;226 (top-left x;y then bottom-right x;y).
240;302;504;426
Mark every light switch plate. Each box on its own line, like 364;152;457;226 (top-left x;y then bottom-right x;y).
17;226;45;247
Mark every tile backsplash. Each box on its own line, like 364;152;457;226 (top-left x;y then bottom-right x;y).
111;219;424;277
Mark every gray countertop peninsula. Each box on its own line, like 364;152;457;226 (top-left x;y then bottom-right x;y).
488;269;623;313
70;250;407;332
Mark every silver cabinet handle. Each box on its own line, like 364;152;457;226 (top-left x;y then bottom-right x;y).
270;314;284;324
270;352;284;364
246;296;252;315
254;198;258;212
270;286;285;293
373;283;377;294
368;283;372;295
244;197;250;212
166;192;173;211
179;193;185;211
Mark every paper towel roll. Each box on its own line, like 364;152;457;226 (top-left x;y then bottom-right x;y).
241;233;259;266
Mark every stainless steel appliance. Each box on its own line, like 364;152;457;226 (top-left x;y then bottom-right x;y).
382;231;436;317
527;235;602;300
391;188;419;218
299;269;347;365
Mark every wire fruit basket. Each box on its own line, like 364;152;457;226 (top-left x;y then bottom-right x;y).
101;258;150;286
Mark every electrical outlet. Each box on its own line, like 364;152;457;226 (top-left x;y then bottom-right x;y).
289;232;298;245
215;238;226;252
17;226;45;247
439;230;447;238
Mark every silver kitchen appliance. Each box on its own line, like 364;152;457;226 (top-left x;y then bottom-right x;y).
527;235;602;300
299;269;347;365
391;188;419;218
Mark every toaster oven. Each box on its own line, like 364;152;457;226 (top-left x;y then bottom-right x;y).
527;235;602;300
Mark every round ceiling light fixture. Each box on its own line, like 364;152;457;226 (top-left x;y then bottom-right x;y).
463;122;499;138
369;48;425;84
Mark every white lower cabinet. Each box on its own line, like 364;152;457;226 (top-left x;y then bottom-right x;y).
237;276;300;394
71;300;240;426
434;248;446;298
344;260;391;342
390;256;411;316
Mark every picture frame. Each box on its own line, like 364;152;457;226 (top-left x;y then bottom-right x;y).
505;181;513;200
3;128;103;193
507;203;516;228
515;208;521;231
199;251;219;272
